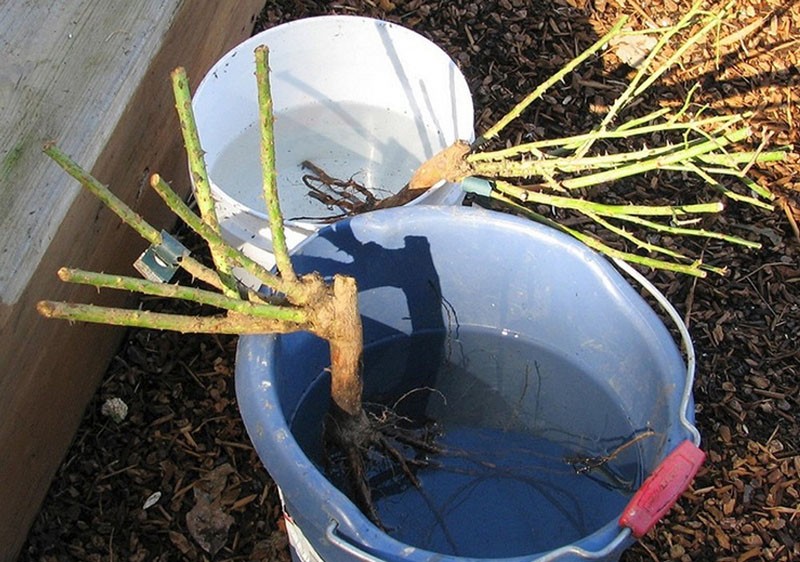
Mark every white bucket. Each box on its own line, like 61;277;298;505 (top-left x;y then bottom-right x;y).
192;16;474;269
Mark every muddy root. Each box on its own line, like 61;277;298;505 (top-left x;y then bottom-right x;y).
323;404;442;528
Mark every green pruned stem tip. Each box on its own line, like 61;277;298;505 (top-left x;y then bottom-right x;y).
254;45;296;283
170;67;238;297
42;142;223;290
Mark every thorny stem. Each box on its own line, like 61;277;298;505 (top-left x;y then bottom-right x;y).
149;174;320;305
561;127;752;189
696;165;778;201
585;211;728;275
583;212;694;263
471;127;786;192
171;67;238;298
470;132;756;181
57;267;308;324
699;147;790;168
492;180;725;217
471;143;682;178
673;161;774;210
612;214;761;249
477;16;629;145
574;0;710;158
255;46;297;283
42;143;223;290
407;5;787;276
468;114;744;162
492;192;711;277
630;3;736;100
36;301;300;334
617;108;673;132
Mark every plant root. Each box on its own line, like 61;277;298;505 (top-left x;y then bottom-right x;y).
300;160;378;220
323;403;443;528
297;160;433;221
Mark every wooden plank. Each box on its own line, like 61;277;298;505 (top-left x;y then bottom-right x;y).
1;1;174;308
0;1;265;559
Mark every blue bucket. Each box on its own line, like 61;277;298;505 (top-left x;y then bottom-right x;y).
236;206;703;562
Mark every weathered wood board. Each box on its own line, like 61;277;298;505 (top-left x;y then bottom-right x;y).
0;1;265;559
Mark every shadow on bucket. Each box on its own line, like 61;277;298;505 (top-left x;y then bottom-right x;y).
236;205;704;562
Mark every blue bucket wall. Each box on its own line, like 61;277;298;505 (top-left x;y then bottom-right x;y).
236;206;695;562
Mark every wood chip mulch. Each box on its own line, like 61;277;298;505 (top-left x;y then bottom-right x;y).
20;0;799;561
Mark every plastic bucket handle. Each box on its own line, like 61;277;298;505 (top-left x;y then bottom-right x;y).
326;522;632;562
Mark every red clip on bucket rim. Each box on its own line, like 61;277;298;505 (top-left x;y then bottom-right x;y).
619;440;706;538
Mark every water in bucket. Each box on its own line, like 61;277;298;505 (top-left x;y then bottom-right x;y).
210;102;443;222
290;326;652;558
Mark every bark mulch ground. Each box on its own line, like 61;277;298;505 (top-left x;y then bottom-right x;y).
20;0;799;560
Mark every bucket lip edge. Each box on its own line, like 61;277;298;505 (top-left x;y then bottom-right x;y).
195;13;474;101
316;518;634;562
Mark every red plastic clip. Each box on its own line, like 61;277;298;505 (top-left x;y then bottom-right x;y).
619;440;706;538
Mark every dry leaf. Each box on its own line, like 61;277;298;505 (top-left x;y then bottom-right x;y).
185;463;237;554
196;463;235;500
186;495;235;555
610;30;657;68
169;530;196;555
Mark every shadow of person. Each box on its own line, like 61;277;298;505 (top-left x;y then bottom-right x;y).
288;219;449;419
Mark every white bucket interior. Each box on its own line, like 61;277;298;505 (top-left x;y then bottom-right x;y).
192;16;474;268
